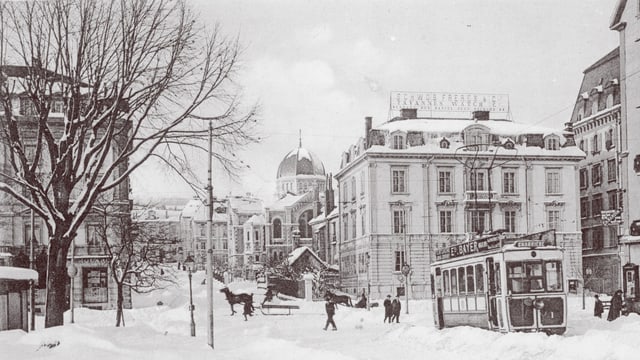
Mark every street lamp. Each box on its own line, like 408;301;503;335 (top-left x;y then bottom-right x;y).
185;255;196;337
67;238;77;323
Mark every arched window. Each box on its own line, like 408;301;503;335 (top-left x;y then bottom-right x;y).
273;218;282;239
298;209;314;238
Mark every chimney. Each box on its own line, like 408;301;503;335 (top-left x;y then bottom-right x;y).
365;116;372;149
472;110;490;121
400;108;418;119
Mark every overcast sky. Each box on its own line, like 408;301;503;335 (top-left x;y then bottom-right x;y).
131;0;619;204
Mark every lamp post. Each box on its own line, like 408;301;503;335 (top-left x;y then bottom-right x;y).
67;238;77;323
206;120;214;349
185;255;196;337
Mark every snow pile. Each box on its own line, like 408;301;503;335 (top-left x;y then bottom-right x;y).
2;268;638;360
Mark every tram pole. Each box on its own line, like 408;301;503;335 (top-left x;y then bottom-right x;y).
402;224;410;314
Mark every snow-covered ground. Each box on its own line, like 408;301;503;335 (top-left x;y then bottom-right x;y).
2;268;638;360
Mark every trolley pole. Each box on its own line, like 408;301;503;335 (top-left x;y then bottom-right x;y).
29;208;35;331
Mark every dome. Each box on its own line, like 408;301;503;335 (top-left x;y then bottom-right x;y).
277;147;325;179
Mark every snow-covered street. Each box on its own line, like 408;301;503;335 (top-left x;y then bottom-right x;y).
2;269;638;360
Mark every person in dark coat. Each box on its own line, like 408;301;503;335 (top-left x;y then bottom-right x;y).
243;300;254;321
607;290;624;321
323;299;337;330
594;294;604;318
391;296;401;323
383;295;392;323
261;287;274;306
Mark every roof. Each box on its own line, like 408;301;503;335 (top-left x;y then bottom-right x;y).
180;199;203;218
228;196;263;214
0;266;39;281
376;117;563;138
0;65;90;87
267;193;307;210
244;214;266;225
287;246;328;268
276;147;326;178
610;0;627;29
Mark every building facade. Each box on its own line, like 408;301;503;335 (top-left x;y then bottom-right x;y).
569;48;623;294
336;101;584;299
610;0;640;299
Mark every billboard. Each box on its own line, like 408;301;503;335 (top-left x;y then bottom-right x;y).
390;91;509;114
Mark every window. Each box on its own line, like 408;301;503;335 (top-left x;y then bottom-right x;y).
591;194;603;217
608;190;619;211
83;268;108;303
582;229;592;249
504;210;516;233
580;197;590;219
545;170;561;194
607;159;616;182
592;163;602;185
360;207;366;236
458;267;466;293
592;101;599;116
351;211;357;239
343;215;349;240
606;128;614;150
468;210;487;233
19;98;38;116
579;140;585;152
451;268;458;295
87;224;101;247
593;227;604;249
475;264;484;293
392;209;406;234
394;251;405;272
466;265;475;293
24;223;41;247
51;100;64;114
607;227;618;248
503;170;517;194
438;170;453;193
579;168;589;189
439;211;452;233
360;171;365;195
391;168;407;193
392;135;405;150
545;261;563;291
273;219;282;239
592;134;600;154
468;171;486;191
547;210;561;230
443;270;450;295
545;136;560;150
351;177;356;200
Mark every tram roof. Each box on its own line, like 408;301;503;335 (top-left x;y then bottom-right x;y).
432;230;557;264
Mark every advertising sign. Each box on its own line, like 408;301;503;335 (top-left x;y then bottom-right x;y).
390;91;509;114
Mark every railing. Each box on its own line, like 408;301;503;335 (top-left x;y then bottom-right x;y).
464;190;498;202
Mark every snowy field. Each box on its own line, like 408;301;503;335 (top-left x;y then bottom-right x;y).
2;269;639;360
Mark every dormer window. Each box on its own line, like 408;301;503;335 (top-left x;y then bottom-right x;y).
463;125;490;151
503;139;515;150
440;138;450;149
544;135;560;150
392;133;406;150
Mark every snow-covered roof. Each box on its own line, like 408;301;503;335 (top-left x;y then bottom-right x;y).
377;118;563;138
287;246;328;268
180;199;203;218
244;214;265;225
0;266;38;281
228;196;263;214
0;252;13;258
268;193;307;210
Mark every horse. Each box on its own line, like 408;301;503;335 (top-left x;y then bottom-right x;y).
219;287;254;315
325;290;353;307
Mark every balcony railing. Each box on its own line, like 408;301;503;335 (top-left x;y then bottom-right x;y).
464;190;498;202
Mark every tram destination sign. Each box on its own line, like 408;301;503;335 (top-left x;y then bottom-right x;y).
436;236;502;261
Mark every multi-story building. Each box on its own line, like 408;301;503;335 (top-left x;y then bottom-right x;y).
0;65;131;310
179;198;230;271
609;0;640;299
569;48;623;294
335;93;585;299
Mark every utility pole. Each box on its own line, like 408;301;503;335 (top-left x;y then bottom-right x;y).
29;208;35;331
402;223;410;314
206;120;214;349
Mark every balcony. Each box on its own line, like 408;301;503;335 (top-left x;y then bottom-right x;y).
464;190;498;203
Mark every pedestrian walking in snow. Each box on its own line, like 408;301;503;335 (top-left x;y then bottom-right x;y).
243;300;254;321
607;290;624;321
383;295;392;323
391;296;401;323
594;294;604;318
323;299;337;331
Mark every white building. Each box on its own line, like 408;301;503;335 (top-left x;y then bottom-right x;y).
335;95;585;299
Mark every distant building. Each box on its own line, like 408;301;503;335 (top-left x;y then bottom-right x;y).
132;207;182;263
265;144;326;263
336;94;585;298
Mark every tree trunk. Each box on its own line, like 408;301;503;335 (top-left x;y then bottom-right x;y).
44;239;72;328
116;282;124;327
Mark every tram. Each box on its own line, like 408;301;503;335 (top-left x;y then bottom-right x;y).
430;230;567;335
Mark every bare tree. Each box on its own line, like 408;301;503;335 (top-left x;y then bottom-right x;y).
96;203;177;327
0;0;257;327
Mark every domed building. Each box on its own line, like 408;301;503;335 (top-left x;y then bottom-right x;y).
265;143;329;262
276;146;326;198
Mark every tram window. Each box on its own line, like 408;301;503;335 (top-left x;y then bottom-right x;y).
545;261;563;291
458;267;466;293
495;263;501;294
526;262;544;292
443;270;450;295
466;265;475;293
508;262;525;293
475;264;484;293
451;269;458;295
